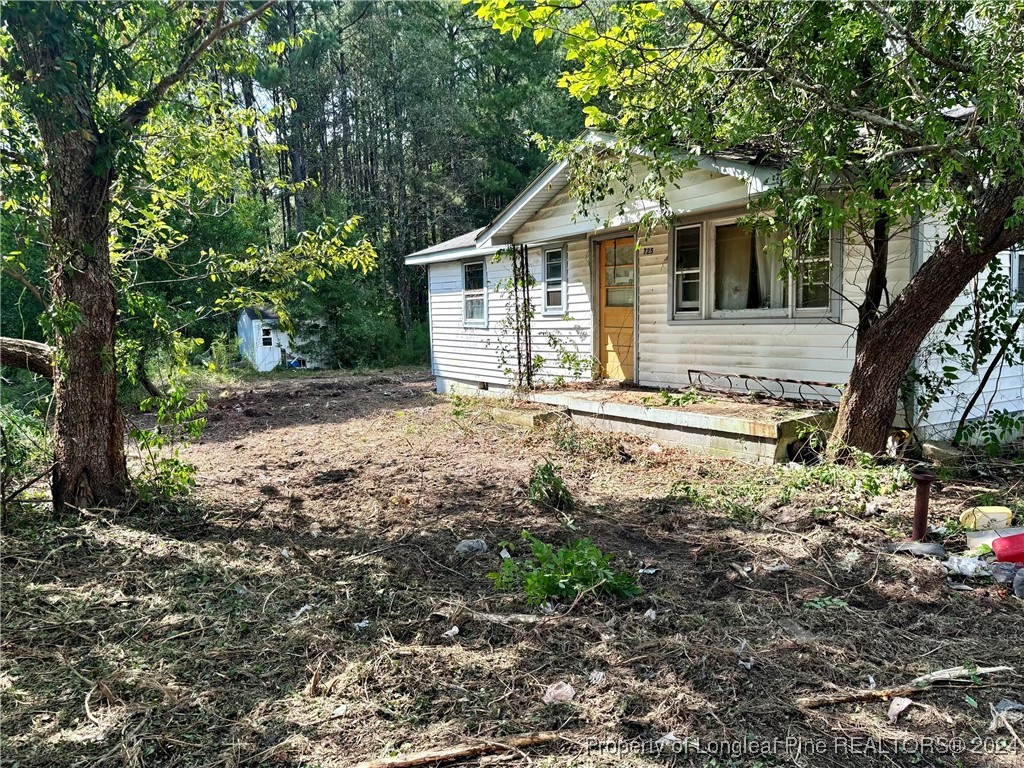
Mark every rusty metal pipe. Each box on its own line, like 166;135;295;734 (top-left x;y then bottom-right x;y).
911;470;937;541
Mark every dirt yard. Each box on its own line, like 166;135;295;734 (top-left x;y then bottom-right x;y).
3;370;1022;768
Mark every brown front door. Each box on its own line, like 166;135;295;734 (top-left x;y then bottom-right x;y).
598;236;635;381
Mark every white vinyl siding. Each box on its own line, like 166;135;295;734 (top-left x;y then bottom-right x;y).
913;223;1024;439
428;242;593;386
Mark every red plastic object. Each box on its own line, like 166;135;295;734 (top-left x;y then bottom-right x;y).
991;533;1024;563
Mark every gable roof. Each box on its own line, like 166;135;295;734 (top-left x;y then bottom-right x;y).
405;227;504;266
405;131;780;266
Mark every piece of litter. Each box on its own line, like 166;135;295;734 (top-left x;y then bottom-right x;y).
960;506;1013;532
441;626;459;639
946;581;975;591
738;659;754;670
454;538;488;556
649;443;663;454
638;567;660;575
885;541;947;558
990;699;1024;732
655;732;682;749
887;696;914;724
499;547;511;560
542;681;575;704
994;699;1024;714
942;555;992;578
643;608;657;621
867;675;876;690
289;604;314;623
767;563;792;573
353;619;371;631
331;704;349;717
309;522;322;538
280;547;292;560
865;496;890;515
234;585;249;596
588;670;606;685
991;562;1018;585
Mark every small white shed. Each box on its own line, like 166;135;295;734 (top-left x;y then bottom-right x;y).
236;307;322;372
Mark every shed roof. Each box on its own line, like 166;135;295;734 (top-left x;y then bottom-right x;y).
242;307;280;322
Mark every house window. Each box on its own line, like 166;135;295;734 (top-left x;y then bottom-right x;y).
1011;245;1024;301
795;227;833;310
463;261;486;325
714;223;788;312
671;217;836;320
543;248;565;313
674;225;701;315
261;328;273;347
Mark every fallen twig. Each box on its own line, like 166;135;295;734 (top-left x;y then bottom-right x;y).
434;602;611;637
796;665;1015;709
2;462;55;505
351;731;562;768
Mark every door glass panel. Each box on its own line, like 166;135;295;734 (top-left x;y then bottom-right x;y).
605;287;634;307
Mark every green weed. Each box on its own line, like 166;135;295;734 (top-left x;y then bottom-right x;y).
528;459;574;511
488;530;641;606
642;388;709;408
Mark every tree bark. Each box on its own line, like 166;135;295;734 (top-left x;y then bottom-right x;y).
7;2;274;511
0;337;54;379
8;9;128;510
830;182;1024;457
46;144;129;510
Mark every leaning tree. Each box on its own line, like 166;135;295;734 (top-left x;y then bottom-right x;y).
476;0;1024;456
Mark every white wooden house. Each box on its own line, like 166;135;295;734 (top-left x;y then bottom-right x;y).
406;134;1024;440
237;308;323;372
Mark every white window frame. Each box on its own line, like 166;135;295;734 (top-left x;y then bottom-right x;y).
1011;244;1024;305
672;224;702;319
542;246;567;315
669;215;840;322
261;327;273;347
462;259;487;328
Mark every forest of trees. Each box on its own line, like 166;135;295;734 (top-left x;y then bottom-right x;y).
1;1;582;369
2;0;1022;508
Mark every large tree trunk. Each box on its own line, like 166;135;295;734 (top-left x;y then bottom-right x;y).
830;182;1024;457
46;141;129;510
9;9;130;511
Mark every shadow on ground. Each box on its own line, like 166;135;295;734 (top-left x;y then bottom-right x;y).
3;370;1022;768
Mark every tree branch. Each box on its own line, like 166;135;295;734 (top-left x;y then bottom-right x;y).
1;267;48;310
0;337;54;379
118;0;277;131
862;1;973;76
680;1;925;141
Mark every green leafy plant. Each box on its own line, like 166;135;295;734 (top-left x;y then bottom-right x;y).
528;459;574;511
488;530;642;606
802;597;849;611
642;388;709;408
130;382;207;502
450;394;471;420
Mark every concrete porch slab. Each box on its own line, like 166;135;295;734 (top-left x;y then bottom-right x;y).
526;390;836;464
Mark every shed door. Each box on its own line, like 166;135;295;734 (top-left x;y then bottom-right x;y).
598;237;635;381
